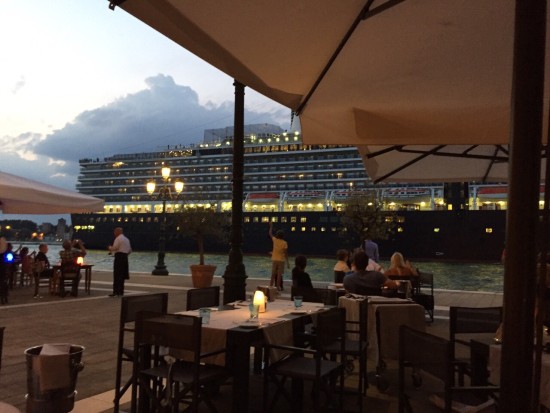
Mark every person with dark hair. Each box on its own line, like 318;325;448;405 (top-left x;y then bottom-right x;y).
292;255;313;288
268;222;289;291
334;249;351;273
343;250;399;295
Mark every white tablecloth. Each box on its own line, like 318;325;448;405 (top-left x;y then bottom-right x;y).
338;296;425;363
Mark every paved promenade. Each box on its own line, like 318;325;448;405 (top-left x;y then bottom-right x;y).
0;270;502;412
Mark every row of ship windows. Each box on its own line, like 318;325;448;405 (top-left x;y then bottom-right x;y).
80;163;364;180
81;181;369;195
80;172;366;186
83;148;359;170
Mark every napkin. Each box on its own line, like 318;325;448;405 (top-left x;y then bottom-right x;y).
32;343;71;392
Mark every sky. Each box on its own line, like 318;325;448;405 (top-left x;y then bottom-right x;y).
1;0;292;225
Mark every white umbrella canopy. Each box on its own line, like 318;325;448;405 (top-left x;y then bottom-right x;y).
0;171;104;214
110;0;550;146
358;144;548;183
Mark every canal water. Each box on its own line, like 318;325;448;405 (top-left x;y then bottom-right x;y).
26;243;504;293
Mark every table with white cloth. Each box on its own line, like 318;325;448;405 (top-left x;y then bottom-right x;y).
338;295;425;365
177;299;327;413
488;344;550;409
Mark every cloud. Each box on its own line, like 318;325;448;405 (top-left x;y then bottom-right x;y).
1;74;290;191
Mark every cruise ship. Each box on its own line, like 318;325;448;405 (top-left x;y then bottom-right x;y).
72;124;511;261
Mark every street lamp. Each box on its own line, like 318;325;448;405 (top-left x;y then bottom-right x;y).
146;166;184;275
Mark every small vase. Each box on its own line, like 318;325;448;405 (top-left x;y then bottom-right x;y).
190;264;217;288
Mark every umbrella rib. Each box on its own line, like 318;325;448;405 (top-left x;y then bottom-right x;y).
295;0;406;115
374;145;446;183
481;146;501;183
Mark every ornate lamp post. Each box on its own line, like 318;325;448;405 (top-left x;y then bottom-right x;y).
146;166;184;275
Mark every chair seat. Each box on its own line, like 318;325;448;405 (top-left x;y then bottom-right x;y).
142;361;228;385
270;356;341;380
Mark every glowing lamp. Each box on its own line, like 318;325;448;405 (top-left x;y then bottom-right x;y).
4;252;14;263
77;257;84;265
146;181;156;195
174;180;184;194
253;290;266;313
161;166;171;180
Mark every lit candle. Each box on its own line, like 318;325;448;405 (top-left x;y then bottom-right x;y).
253;290;266;313
76;257;84;265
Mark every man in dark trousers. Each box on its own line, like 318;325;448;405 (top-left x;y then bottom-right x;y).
108;227;132;297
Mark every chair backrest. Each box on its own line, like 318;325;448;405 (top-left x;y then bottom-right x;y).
136;312;201;353
334;270;346;283
449;306;503;351
316;307;346;353
354;285;384;296
341;296;368;345
120;293;169;326
399;325;451;383
291;285;322;303
186;286;220;310
417;271;434;295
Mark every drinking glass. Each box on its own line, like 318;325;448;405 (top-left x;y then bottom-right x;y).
248;303;259;319
199;308;211;325
293;296;303;309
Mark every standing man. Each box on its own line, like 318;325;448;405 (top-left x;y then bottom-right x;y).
364;238;380;263
108;227;132;297
268;222;289;291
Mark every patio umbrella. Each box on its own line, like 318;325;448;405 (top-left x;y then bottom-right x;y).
358;144;548;183
109;0;550;146
0;171;104;214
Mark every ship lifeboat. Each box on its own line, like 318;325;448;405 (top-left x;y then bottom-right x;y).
247;192;280;202
477;185;544;199
286;191;325;200
385;187;431;198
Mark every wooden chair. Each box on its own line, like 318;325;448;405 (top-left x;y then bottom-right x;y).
59;262;81;297
133;311;229;413
186;286;220;310
113;293;168;413
263;307;346;412
31;261;53;298
399;325;499;413
449;306;503;385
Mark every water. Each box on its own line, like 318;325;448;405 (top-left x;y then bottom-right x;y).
23;243;504;293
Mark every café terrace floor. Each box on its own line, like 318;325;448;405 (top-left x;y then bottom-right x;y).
0;270;503;412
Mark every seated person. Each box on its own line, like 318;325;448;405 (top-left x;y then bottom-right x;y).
292;255;313;289
333;249;351;283
343;250;400;296
59;239;86;297
351;247;385;273
384;252;418;277
34;243;55;297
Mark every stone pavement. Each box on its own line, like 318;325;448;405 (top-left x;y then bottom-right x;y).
0;270;502;412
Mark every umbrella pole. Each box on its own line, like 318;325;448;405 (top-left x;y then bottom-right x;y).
222;80;247;303
501;1;546;412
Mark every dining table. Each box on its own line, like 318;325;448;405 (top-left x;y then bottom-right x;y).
177;299;328;413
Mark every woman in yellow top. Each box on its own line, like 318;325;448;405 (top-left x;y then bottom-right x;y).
269;222;289;291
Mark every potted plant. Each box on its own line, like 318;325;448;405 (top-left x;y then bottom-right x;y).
173;205;229;287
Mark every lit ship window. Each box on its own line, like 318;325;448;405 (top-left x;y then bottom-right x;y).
433;228;440;233
311;227;317;232
291;227;296;232
281;217;288;223
244;217;250;223
291;217;297;223
300;217;307;223
320;227;326;232
397;227;404;233
485;228;493;233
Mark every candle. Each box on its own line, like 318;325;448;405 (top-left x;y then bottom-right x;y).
253;290;266;313
76;257;84;265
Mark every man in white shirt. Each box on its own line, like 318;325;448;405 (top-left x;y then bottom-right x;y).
108;227;132;297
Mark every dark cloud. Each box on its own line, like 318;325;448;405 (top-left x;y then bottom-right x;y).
35;74;290;163
24;74;289;188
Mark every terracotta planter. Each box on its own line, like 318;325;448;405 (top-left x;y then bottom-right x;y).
190;264;217;288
